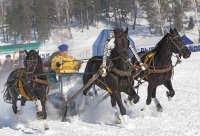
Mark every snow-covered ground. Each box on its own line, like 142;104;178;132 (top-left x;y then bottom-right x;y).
0;18;200;135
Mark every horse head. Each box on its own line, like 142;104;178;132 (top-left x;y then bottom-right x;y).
169;28;191;59
111;27;131;71
24;50;42;74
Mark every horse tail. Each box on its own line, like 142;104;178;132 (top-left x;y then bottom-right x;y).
83;56;102;85
83;58;93;85
3;82;12;104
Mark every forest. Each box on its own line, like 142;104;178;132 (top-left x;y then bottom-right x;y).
0;0;200;43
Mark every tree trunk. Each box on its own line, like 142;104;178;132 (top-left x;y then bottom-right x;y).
65;0;72;39
2;25;5;42
194;7;199;27
6;28;8;41
132;12;137;30
198;28;200;43
114;8;117;25
86;8;89;30
81;11;83;32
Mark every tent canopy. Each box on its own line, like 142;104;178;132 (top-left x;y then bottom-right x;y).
182;35;193;44
93;29;136;58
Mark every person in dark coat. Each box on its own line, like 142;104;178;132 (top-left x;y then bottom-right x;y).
3;55;13;72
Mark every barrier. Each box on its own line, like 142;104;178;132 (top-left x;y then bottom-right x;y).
136;44;200;52
0;42;42;53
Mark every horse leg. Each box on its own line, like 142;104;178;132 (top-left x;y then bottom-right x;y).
152;87;162;112
92;85;98;97
40;95;49;130
124;87;140;107
9;89;19;121
17;96;26;115
113;91;127;124
141;83;153;111
110;93;121;124
78;84;93;111
124;96;133;106
12;98;18;121
36;99;42;112
164;80;175;101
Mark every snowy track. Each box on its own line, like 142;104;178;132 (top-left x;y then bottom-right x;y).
0;52;200;135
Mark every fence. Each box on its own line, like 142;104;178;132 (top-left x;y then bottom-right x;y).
0;42;42;54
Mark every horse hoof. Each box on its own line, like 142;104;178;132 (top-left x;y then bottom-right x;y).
78;104;84;111
14;114;18;122
168;96;172;101
124;99;131;106
17;110;23;115
133;95;140;104
44;125;49;130
115;118;122;124
36;111;43;121
156;104;162;112
45;127;49;130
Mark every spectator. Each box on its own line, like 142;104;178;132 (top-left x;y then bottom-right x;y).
3;55;13;72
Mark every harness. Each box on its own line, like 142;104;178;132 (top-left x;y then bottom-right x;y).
14;52;50;101
97;50;133;94
144;52;173;74
17;69;30;100
14;69;50;101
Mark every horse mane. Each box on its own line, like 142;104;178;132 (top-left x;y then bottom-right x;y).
150;33;169;53
114;27;123;33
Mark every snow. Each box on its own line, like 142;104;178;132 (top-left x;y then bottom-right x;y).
0;19;200;135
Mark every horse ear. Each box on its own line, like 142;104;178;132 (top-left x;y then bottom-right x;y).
170;28;173;34
37;50;39;54
174;28;178;33
124;27;128;35
114;28;117;36
25;50;28;55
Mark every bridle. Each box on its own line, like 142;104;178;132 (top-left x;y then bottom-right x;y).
24;53;39;74
168;33;186;57
110;47;133;73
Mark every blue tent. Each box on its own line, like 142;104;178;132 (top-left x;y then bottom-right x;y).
93;29;136;58
182;35;193;44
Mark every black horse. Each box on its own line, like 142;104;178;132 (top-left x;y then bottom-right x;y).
79;27;139;124
126;28;191;111
3;50;49;130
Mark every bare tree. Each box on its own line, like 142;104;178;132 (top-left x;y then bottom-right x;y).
191;0;200;42
151;0;169;36
0;0;10;42
174;0;190;34
64;0;72;39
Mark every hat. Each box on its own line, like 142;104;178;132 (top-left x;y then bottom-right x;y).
58;44;68;51
6;55;11;58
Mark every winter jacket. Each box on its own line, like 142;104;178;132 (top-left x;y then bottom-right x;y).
3;60;13;72
51;54;80;76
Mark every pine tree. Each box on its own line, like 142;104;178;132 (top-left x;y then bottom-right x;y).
172;4;183;32
188;16;194;30
6;0;34;43
32;0;56;43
